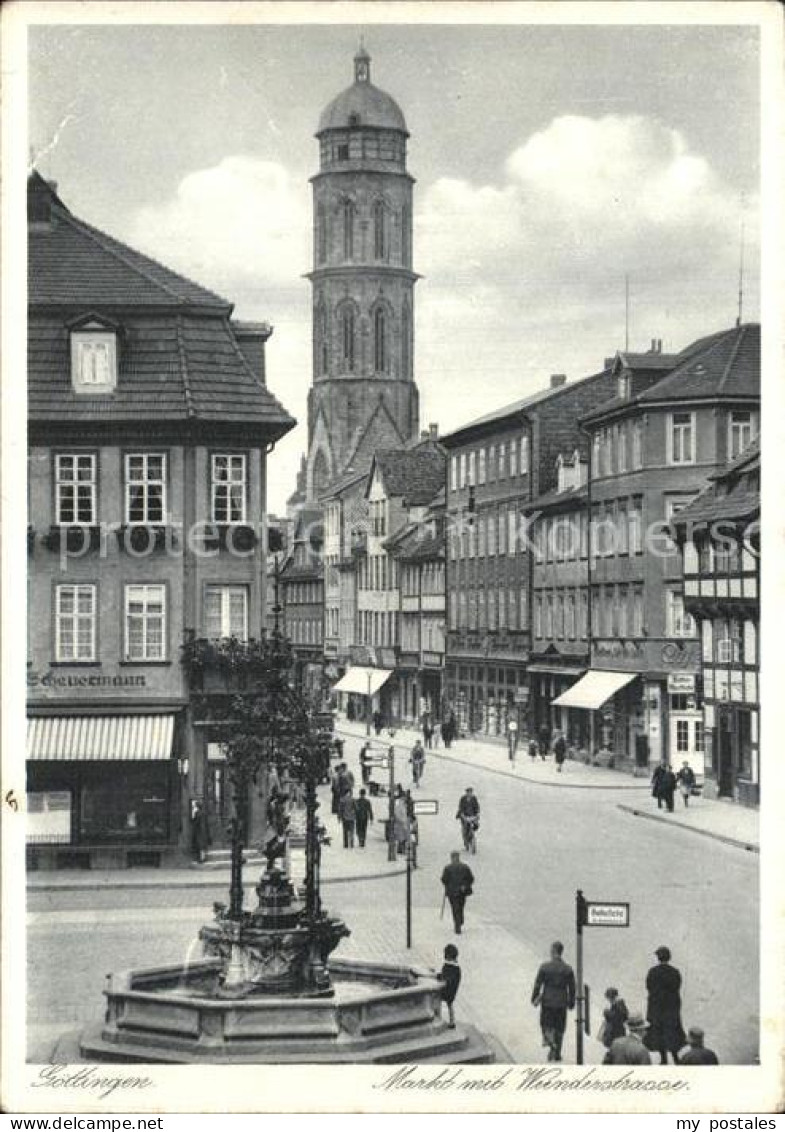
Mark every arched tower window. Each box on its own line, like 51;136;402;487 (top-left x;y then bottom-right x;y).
374;307;388;374
312;449;330;499
401;204;411;267
317;202;327;264
343;199;355;260
339;305;356;372
401;303;411;379
373;200;386;260
315;303;329;376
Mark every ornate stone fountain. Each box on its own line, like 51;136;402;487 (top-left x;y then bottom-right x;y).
79;588;498;1064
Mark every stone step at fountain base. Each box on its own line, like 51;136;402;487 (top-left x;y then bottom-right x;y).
194;849;266;871
79;957;503;1065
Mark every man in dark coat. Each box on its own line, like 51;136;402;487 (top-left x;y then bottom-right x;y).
338;792;356;849
440;850;474;934
531;941;576;1062
553;732;567;772
190;799;209;863
603;1012;652;1066
354;789;374;848
645;945;686;1063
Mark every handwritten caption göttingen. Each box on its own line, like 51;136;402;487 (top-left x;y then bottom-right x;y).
31;1065;154;1101
375;1066;690;1095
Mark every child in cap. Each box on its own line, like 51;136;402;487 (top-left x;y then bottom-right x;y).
438;944;461;1028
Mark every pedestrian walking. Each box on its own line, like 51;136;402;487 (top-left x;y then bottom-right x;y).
373;709;383;736
440;718;452;748
529;738;538;762
553;731;567;772
603;1012;652;1066
337;761;355;798
440;850;474;934
359;742;372;786
651;760;676;811
190;799;210;864
531;941;576;1062
338;791;356;849
437;944;461;1028
599;987;629;1050
645;945;686;1064
538;722;551;758
330;765;342;824
410;740;426;786
393;788;410;855
507;716;519;761
354;788;374;848
423;718;434;749
676;762;696;807
679;1025;719;1065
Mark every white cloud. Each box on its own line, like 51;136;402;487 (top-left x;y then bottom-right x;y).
126;120;759;507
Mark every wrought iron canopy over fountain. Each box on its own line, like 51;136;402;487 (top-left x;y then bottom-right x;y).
81;582;498;1063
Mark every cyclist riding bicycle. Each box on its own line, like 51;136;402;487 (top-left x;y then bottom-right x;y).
456;787;480;853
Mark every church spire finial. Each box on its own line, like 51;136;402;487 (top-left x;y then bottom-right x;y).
354;40;370;84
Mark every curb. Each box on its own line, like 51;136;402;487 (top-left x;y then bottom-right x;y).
337;727;648;792
26;864;407;894
616;803;759;853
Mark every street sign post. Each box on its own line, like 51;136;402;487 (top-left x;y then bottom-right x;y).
575;890;630;1064
412;799;439;816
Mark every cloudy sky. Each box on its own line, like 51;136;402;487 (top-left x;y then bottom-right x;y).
29;18;760;512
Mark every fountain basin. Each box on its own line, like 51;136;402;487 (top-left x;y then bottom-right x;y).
79;957;498;1064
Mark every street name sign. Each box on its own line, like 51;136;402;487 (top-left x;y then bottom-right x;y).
585;901;630;928
412;799;439;816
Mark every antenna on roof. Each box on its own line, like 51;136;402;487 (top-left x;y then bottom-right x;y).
624;274;630;352
736;199;746;328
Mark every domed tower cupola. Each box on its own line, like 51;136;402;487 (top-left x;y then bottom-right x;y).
305;46;420;501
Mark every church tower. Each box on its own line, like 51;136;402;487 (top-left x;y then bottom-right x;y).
305;46;420;501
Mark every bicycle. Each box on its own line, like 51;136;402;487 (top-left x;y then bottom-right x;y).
459;814;479;854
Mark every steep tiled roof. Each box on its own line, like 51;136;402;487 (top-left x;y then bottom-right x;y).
28;175;295;435
671;439;760;528
372;440;446;506
637;323;760;403
385;520;444;561
523;483;588;514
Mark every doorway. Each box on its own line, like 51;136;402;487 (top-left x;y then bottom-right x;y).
717;713;734;798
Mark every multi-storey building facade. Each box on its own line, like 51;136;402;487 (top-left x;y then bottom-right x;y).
303;46;420;501
321;468;369;680
25;174;294;867
673;440;760;805
441;368;617;739
386;489;446;723
553;325;760;774
524;451;590;749
280;508;324;704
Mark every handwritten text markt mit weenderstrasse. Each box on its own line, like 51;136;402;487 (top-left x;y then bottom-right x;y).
375;1066;690;1093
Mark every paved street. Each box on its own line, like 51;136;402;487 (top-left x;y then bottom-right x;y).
28;730;758;1065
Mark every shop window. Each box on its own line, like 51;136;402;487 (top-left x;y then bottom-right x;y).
55;583;96;662
26;790;71;844
79;765;169;844
211;454;247;523
125;454;166;525
55;454;97;525
125;584;166;661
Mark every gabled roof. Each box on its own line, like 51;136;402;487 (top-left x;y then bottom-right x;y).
370;439;446;507
613;352;679;372
671;438;760;529
522;482;588;515
29;173;230;311
27;175;295;435
384;519;444;562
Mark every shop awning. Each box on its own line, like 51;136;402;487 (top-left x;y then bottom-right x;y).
551;671;637;711
332;667;393;696
27;715;176;761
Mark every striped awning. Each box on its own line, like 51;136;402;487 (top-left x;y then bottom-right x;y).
332;667;393;696
27;715;176;761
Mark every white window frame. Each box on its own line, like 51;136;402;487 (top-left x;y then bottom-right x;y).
667;411;696;466
204;585;249;640
459;453;467;489
509;439;517;478
520;435;529;474
632;420;643;469
478;449;486;485
468;451;476;487
498;443;506;480
55;454;97;525
728;410;755;460
211;454;247;524
55;583;96;662
124;583;167;661
125;454;167;525
450;456;458;492
70;331;117;393
667;588;696;638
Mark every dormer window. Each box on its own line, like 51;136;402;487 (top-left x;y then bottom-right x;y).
70;319;118;394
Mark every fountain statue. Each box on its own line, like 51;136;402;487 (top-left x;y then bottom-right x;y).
79;573;499;1064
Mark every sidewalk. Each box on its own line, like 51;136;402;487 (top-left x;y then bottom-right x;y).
337;716;648;790
337;716;760;852
26;790;405;892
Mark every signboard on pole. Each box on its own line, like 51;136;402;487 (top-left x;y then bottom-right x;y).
584;901;630;928
412;799;439;816
366;755;389;770
667;672;696;694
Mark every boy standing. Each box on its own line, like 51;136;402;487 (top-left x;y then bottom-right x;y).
438;944;461;1028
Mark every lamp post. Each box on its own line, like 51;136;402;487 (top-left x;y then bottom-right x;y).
387;727;397;863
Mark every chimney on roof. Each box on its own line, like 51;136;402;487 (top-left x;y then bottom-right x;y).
648;338;663;355
428;423;439;440
550;374;567;389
